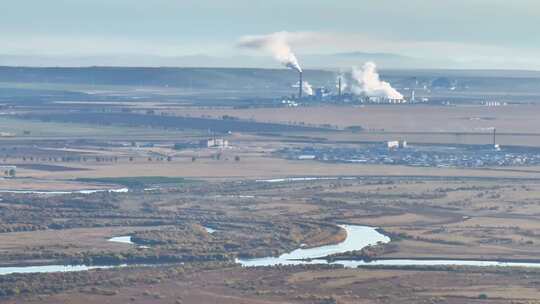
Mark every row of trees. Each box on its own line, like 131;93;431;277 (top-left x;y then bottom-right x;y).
0;155;241;163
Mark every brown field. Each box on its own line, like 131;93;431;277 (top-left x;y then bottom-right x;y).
0;226;156;266
170;104;540;133
0;178;118;191
5;158;540;194
6;265;540;304
158;104;540;146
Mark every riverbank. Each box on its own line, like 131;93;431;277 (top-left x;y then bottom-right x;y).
8;224;540;276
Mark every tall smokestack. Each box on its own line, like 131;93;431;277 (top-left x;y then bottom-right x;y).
299;71;303;99
492;128;496;146
338;76;342;99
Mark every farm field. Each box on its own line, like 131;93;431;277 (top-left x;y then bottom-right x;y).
169;104;540;133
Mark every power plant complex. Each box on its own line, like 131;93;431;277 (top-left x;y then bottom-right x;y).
239;32;419;105
286;72;414;105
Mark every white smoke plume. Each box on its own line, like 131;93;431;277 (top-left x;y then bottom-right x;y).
351;62;403;100
237;32;302;72
302;81;313;96
292;81;313;96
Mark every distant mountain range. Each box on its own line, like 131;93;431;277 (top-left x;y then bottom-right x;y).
0;52;440;69
301;52;427;69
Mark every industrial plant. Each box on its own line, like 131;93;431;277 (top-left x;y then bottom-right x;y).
239;32;412;105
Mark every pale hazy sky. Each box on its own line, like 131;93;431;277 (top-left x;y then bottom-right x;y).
2;0;540;69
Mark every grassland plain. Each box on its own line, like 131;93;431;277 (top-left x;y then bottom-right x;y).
168;104;540;133
3;93;540;303
2;174;540;303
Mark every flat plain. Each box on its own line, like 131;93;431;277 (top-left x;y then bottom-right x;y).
2;68;540;303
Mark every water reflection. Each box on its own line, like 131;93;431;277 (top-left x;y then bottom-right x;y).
238;225;388;267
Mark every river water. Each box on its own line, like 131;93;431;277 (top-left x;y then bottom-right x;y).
238;225;388;267
3;225;540;276
236;225;540;269
0;264;122;276
108;236;134;244
0;188;129;195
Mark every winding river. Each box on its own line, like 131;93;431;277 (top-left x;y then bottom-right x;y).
238;225;540;268
0;265;122;276
3;225;540;276
237;225;389;267
0;188;129;195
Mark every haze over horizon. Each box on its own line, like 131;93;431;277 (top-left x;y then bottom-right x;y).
2;0;540;70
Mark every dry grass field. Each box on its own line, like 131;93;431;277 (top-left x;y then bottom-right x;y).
151;104;540;146
8;265;540;304
7;156;540;187
169;104;540;133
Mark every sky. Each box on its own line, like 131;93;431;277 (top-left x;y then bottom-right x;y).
2;0;540;69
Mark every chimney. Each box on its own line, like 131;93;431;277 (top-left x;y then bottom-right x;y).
299;71;303;99
338;76;342;99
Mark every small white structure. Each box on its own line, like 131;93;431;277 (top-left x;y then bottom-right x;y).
200;138;229;148
387;141;399;149
387;140;407;149
482;101;507;107
281;99;298;107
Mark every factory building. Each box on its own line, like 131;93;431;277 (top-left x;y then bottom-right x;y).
314;87;331;101
200;138;229;148
367;96;406;104
482;101;507;107
387;140;407;150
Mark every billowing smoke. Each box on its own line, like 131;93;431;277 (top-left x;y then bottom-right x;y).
292;81;313;95
238;32;302;72
351;62;403;100
302;81;313;96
